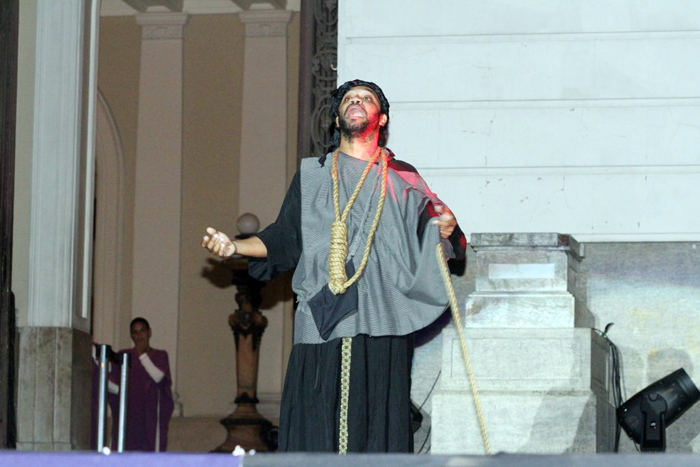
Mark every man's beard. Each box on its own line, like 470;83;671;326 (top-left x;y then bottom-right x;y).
338;113;375;141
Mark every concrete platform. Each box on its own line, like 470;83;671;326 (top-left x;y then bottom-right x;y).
2;451;700;467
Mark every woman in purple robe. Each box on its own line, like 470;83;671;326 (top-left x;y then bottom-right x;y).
110;317;174;451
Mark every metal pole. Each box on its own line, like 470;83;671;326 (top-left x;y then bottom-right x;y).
117;352;129;452
97;344;109;452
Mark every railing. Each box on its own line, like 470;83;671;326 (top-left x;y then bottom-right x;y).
95;344;129;453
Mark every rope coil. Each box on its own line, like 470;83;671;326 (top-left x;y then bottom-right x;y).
328;148;388;295
328;220;349;293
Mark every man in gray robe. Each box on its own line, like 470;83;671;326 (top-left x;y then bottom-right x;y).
202;79;465;452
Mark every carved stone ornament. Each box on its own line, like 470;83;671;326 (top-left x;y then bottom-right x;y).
239;10;292;38
136;12;189;40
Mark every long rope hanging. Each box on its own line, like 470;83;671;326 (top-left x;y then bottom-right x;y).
436;242;491;455
328;147;388;295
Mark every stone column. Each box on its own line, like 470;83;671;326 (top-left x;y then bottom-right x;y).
432;233;616;454
237;10;292;227
131;12;188;414
17;0;99;451
235;9;292;417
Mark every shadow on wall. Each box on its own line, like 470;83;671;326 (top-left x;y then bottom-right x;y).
202;257;235;289
260;272;293;311
522;391;613;454
201;257;292;310
521;335;618;453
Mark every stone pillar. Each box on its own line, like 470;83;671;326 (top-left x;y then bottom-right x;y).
237;10;292;227
236;9;293;415
432;233;616;454
131;12;188;413
17;0;99;451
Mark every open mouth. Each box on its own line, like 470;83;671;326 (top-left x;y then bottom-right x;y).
345;105;365;119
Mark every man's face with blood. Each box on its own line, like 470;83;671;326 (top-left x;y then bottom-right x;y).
336;86;388;141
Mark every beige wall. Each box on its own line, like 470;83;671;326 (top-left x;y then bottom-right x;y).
96;12;300;417
97;16;141;349
286;14;299;182
283;10;299;387
178;14;244;416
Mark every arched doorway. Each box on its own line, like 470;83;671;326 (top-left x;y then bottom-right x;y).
91;89;126;348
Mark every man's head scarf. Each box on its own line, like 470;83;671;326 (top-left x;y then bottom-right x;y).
330;79;390;148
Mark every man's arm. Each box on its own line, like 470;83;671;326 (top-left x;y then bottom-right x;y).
248;169;302;280
418;200;467;260
432;204;457;239
202;170;302;282
201;228;267;258
140;352;165;384
201;170;301;265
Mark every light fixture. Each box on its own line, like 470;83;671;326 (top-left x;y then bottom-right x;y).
617;368;700;452
236;212;260;238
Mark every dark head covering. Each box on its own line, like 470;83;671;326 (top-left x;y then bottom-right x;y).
330;79;390;148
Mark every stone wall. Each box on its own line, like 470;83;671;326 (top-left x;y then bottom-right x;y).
16;328;92;451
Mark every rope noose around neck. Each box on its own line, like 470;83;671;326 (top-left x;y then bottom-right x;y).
328;147;388;295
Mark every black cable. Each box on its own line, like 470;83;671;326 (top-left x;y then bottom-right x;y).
416;370;441;454
593;324;629;452
418;426;431;454
419;370;441;412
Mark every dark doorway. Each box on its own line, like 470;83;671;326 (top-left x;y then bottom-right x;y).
0;0;19;449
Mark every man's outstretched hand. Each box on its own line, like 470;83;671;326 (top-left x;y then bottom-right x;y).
433;205;457;239
201;227;236;258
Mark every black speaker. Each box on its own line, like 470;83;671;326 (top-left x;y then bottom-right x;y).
617;368;700;452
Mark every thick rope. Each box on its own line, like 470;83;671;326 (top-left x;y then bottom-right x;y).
331;148;387;454
328;148;388;295
338;337;353;454
328;147;489;454
436;242;491;455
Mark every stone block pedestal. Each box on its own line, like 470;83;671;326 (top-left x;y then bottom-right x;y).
17;327;92;451
432;328;616;454
430;233;615;454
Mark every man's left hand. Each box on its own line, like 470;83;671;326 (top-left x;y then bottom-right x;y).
433;204;457;239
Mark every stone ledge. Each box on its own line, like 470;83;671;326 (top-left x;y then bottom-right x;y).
441;328;610;393
432;391;616;454
465;293;575;328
